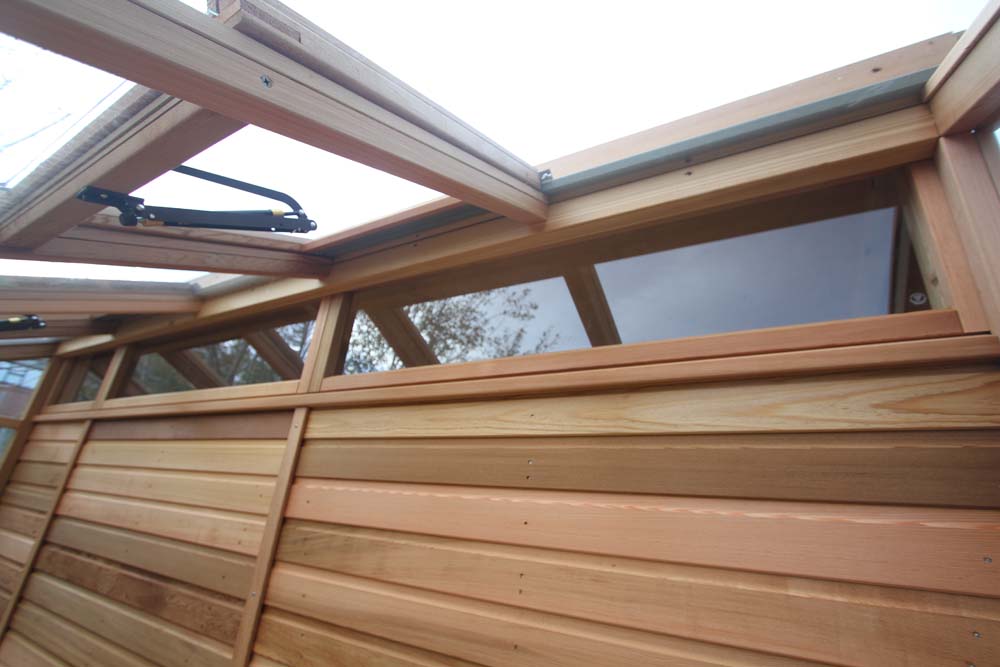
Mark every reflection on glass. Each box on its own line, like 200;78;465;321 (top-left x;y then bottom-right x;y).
344;278;589;373
0;426;15;456
131;353;194;395
0;358;46;418
596;209;896;344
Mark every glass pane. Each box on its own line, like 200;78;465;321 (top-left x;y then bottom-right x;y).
0;358;46;418
596;209;896;344
124;307;317;396
0;426;15;457
344;312;402;375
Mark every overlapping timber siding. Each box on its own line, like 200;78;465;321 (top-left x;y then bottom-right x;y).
0;412;292;667
250;362;998;667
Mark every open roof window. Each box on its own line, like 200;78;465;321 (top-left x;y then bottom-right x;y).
0;358;47;418
0;34;133;189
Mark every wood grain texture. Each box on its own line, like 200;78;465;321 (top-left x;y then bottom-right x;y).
12;599;160;667
231;408;309;666
267;564;833;667
0;506;43;539
78;440;285;475
1;485;54;513
0;630;67;667
0;559;19;594
57;491;264;556
47;518;253;599
24;573;231;667
88;412;293;440
307;363;1000;438
902;161;990;332
36;545;242;645
0;531;32;565
276;520;1000;667
10;463;62;489
255;608;492;667
18;441;74;465
297;430;1000;507
67;466;274;515
286;479;1000;596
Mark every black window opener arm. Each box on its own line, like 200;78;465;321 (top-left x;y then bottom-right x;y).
75;165;317;233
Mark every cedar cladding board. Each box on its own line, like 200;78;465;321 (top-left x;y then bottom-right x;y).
0;2;999;667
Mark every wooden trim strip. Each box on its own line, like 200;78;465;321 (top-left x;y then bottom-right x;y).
324;310;963;392
926;0;1000;133
230;407;308;667
0;419;92;642
298;295;353;394
563;265;620;347
32;334;1000;422
0;419;20;432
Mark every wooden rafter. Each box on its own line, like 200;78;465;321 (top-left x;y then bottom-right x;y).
563;265;621;347
925;0;1000;134
366;307;439;368
0;215;333;278
161;349;225;389
246;329;304;381
0;278;201;316
0;0;547;226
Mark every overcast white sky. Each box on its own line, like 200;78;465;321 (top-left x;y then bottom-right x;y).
0;0;986;282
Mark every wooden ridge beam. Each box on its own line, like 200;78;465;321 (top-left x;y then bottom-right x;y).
0;0;546;225
926;0;1000;134
366;307;438;368
0;95;244;249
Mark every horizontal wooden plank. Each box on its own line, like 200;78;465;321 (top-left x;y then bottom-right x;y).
57;491;264;556
0;530;31;566
68;466;274;515
0;558;19;593
267;564;832;667
23;573;231;667
0;631;67;667
307;363;1000;438
256;608;495;667
19;441;75;465
249;653;289;667
298;430;1000;507
36;545;242;645
0;505;44;538
47;517;253;599
277;521;1000;667
28;422;86;442
324;310;965;392
78;439;285;475
1;484;54;513
12;599;161;667
10;463;63;489
95;381;300;413
87;411;293;440
286;479;1000;596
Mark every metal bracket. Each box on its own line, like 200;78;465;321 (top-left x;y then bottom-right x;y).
0;315;45;333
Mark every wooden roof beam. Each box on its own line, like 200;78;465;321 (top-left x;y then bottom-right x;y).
160;349;225;389
0;0;547;229
245;329;304;381
925;0;1000;134
0;343;57;362
366;307;439;368
563;265;621;347
0;277;202;316
0;214;333;278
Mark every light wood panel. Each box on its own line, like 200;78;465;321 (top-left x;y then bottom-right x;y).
88;412;293;440
12;600;161;667
67;466;274;515
35;545;242;644
276;521;1000;667
0;630;67;667
307;363;1000;438
0;507;43;539
47;518;253;599
285;479;1000;596
267;564;834;667
23;573;231;667
297;430;1000;507
57;491;264;556
78;439;285;475
1;485;54;513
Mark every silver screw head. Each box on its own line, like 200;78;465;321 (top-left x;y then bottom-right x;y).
908;292;928;306
260;74;273;87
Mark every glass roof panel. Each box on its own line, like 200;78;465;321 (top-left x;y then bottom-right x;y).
0;34;133;188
